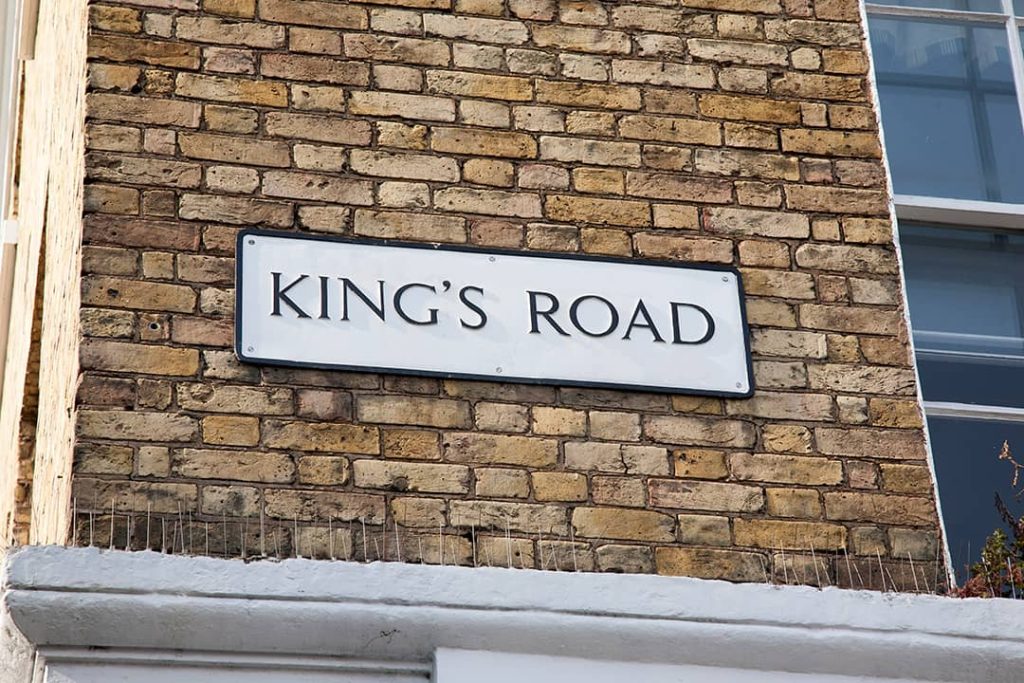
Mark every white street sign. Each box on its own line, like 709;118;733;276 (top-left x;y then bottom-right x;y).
235;231;753;397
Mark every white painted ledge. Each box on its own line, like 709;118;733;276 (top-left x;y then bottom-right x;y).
3;546;1024;682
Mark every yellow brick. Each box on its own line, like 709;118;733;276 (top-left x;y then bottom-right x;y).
532;407;586;436
475;468;530;498
81;339;198;375
672;448;728;479
734;519;845;550
532;472;588;502
297;456;349;485
202;415;260;446
572;507;674;542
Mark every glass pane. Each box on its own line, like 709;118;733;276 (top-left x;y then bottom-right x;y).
900;223;1024;406
869;18;1024;203
915;355;1024;407
873;0;1000;12
927;417;1024;579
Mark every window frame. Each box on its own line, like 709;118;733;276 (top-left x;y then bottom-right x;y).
866;0;1024;138
866;1;1024;575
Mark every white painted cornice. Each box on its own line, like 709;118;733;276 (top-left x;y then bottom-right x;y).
3;546;1024;682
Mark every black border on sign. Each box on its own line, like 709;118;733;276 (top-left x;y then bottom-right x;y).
234;228;756;399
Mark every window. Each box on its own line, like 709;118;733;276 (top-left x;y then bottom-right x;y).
867;0;1024;576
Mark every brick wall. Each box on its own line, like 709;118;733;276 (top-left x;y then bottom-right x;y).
76;0;945;588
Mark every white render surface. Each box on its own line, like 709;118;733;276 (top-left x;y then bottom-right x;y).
3;546;1024;682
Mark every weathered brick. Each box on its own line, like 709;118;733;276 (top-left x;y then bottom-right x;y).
565;442;669;475
573;507;674;542
539;137;640;167
729;452;842;486
533;472;588;502
344;33;449;66
546;195;650;227
88;93;200;128
353;209;465;243
349;91;455;121
90;35;200;69
434;188;541;218
265;112;371;145
626;172;733;203
177;16;284;48
619;115;720;146
800;304;901;335
535;81;641;110
644;415;755;448
596;545;654;574
176;384;290;415
202;415;260;446
795;244;896;275
726;391;832;421
81;339;198;376
766;487;821;518
264;420;379;454
76;479;197;515
613;60;714;88
825;492;935;525
704;207;808;238
179;132;289;167
880;464;932;495
808;364;916;395
259;0;367;28
82;276;195;312
75;443;133;475
444;432;557;467
263;171;374;204
696;149;800;181
388;497;444;528
782;129;881;157
261;54;369;85
734;519;845;550
87;152;202;189
173;448;293;482
356;396;471;428
179;194;292;227
432;128;536;159
816;427;926;460
426;70;532;101
765;19;861;47
78;410;197;442
450;500;567;534
649;479;764;513
689;38;788;66
350;150;459;182
475;468;530;499
751;329;827;358
176;73;287;106
424;13;528;44
699;93;801;124
353;460;469;494
204;104;259;133
657;547;766;581
264;490;384;522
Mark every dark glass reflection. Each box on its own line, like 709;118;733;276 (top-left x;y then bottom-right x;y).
927;417;1024;579
901;222;1024;373
869;18;1024;202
